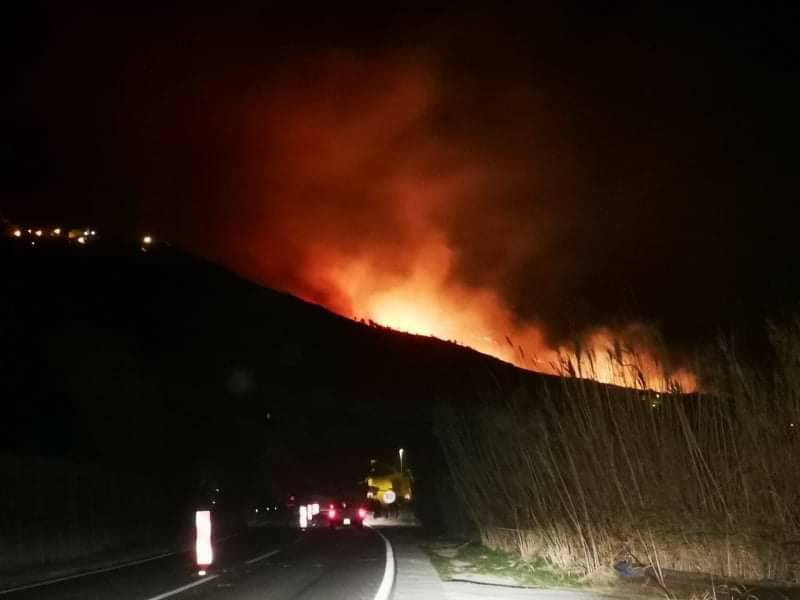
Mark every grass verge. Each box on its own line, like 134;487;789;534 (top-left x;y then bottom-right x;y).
423;538;585;589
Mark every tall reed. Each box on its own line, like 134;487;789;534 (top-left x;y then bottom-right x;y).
436;320;800;581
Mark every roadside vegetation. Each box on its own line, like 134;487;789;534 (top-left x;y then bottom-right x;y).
435;318;800;586
425;539;584;588
0;454;173;572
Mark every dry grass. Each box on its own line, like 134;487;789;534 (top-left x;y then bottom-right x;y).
435;318;800;583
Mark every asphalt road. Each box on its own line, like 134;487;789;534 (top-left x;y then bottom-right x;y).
1;526;390;600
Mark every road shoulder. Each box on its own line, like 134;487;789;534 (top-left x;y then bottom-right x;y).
0;544;181;594
376;526;449;600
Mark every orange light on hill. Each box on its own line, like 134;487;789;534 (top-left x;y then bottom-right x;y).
321;242;696;392
188;53;698;394
370;296;444;338
364;293;695;391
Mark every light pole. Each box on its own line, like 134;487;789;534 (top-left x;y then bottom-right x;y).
399;448;404;474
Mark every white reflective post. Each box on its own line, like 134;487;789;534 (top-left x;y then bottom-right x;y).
299;505;308;529
195;510;213;572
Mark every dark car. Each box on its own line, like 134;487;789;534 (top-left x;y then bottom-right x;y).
325;500;367;528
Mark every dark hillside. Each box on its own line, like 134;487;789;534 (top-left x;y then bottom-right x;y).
1;238;553;508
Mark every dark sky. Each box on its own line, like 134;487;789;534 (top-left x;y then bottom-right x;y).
7;1;800;366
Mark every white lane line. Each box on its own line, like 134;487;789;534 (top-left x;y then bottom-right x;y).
0;532;248;596
366;526;395;600
0;551;176;595
144;575;220;600
244;548;281;565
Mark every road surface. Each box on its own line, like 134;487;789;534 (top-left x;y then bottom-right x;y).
0;526;391;600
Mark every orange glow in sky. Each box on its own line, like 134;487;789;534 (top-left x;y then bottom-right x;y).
149;52;697;393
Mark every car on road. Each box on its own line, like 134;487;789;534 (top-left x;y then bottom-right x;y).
326;500;367;528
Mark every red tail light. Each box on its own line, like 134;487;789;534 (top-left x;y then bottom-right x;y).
328;508;336;519
358;508;367;519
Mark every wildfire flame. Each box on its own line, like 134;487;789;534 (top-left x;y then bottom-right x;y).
321;239;695;392
133;51;697;392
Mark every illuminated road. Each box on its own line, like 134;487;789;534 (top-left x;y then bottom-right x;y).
0;527;390;600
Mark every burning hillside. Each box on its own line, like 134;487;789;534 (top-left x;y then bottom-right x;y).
129;50;697;390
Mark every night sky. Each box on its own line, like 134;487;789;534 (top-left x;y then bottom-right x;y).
7;2;800;371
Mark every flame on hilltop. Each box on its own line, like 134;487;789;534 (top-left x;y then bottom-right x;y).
132;51;696;392
319;238;696;392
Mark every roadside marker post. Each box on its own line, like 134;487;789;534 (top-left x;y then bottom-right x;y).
299;505;308;529
195;510;213;575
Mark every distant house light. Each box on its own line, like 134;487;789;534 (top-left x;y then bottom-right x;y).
77;236;86;245
13;229;21;237
89;230;96;236
142;235;153;245
53;228;61;235
34;229;43;237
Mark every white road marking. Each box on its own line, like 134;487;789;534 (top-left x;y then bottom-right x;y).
0;534;244;596
366;526;395;600
0;551;176;595
244;548;281;565
144;575;220;600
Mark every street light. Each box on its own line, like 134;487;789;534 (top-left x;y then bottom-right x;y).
399;448;404;473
